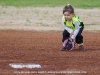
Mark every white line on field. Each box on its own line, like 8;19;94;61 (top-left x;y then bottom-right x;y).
9;63;41;69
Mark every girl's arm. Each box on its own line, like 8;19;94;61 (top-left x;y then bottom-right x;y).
71;21;80;39
62;17;73;33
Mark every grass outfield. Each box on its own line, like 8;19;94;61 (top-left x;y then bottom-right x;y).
0;0;100;8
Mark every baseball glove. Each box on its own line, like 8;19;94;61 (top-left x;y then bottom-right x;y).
62;38;74;51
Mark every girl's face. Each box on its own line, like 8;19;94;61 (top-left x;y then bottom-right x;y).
63;11;73;21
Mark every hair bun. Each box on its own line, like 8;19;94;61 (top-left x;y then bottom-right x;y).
67;4;70;5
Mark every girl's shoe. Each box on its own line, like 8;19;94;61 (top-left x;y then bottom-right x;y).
79;45;85;51
61;46;66;51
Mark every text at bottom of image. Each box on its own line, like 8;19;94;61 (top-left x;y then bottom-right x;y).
14;70;87;74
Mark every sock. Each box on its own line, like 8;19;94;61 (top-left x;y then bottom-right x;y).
78;43;83;46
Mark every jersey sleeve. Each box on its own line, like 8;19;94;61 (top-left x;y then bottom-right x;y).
71;21;80;39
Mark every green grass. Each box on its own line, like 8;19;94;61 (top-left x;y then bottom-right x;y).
0;0;100;8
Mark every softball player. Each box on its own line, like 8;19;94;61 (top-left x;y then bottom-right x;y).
61;4;85;51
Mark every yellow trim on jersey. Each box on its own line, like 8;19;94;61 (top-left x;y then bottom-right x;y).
64;16;82;30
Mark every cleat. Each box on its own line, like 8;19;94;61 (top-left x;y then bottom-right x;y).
79;45;85;51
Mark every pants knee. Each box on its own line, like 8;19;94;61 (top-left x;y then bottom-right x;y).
76;35;83;44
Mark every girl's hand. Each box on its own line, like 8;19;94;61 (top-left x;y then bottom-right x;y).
70;31;74;37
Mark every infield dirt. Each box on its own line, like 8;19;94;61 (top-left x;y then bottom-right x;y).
0;30;100;75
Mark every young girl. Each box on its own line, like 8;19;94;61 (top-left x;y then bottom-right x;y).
61;4;85;51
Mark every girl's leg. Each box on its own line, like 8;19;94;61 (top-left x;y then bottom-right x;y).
76;22;85;50
62;29;70;42
76;34;83;45
61;30;70;50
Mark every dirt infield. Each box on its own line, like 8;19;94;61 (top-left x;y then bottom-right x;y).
0;30;100;75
